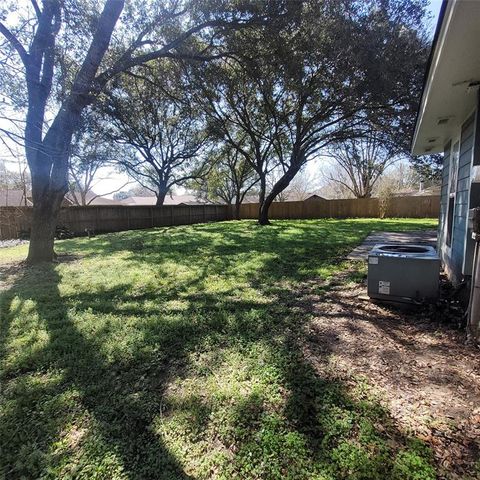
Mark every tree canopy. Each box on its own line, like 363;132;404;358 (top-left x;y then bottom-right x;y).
0;0;432;259
0;0;280;261
100;60;210;205
192;0;430;222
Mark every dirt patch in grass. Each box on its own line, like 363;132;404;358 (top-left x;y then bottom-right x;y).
0;239;28;249
0;262;28;290
0;255;82;291
299;272;480;479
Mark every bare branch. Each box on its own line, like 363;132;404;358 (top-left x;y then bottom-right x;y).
0;22;29;66
86;181;132;205
30;0;41;19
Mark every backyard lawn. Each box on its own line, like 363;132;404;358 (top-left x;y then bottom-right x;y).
2;218;472;480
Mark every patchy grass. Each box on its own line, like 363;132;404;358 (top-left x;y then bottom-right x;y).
0;219;438;479
0;243;29;264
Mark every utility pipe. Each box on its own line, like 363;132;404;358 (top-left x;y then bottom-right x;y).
468;207;480;340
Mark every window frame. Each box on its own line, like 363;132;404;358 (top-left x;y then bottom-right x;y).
446;140;460;248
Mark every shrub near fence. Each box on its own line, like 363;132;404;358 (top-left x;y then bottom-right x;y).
0;195;440;240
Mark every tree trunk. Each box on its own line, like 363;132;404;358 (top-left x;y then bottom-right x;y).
258;164;301;226
20;0;125;264
257;175;267;223
156;188;168;206
234;189;242;220
27;195;64;262
26;105;81;263
258;176;266;206
258;199;272;225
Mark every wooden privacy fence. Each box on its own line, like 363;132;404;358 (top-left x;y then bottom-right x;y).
0;195;440;240
234;195;440;220
0;204;229;240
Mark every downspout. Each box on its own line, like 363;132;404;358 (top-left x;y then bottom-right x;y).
467;207;480;340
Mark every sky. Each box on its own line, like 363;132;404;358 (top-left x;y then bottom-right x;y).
428;0;444;30
1;0;445;198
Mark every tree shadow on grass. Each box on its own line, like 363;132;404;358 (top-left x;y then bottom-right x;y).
203;281;439;479
0;264;194;479
0;219;440;479
55;219;436;275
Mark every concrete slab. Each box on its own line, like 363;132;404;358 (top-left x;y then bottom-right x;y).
347;230;437;261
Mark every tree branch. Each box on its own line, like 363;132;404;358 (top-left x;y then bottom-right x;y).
30;0;41;19
86;181;132;205
0;22;29;66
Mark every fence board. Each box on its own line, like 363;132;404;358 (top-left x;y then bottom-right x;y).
0;195;440;240
236;195;440;221
0;204;231;240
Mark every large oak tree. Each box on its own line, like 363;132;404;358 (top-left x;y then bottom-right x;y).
101;61;209;205
0;0;277;262
199;0;430;223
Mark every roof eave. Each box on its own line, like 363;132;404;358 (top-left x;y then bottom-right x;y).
411;0;449;155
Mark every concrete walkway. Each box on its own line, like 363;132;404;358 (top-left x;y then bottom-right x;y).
347;229;437;261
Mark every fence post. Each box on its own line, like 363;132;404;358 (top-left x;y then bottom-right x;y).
95;207;100;233
150;207;154;228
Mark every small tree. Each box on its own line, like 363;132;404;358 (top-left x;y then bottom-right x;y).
69;114;130;205
410;154;443;184
326;131;399;199
190;144;258;218
113;184;153;201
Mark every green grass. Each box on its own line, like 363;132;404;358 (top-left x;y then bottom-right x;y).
0;219;438;479
0;243;29;264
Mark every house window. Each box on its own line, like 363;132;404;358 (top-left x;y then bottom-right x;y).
446;141;459;247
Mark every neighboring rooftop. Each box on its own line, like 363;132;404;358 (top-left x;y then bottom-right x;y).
66;191;120;206
0;189;31;207
120;194;209;206
242;192;326;203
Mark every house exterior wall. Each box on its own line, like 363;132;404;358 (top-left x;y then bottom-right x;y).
464;110;480;275
439;110;478;283
454;115;475;273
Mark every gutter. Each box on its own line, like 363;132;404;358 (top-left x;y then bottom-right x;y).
410;0;449;154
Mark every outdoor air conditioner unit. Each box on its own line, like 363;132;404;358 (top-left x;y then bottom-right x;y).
367;244;440;303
